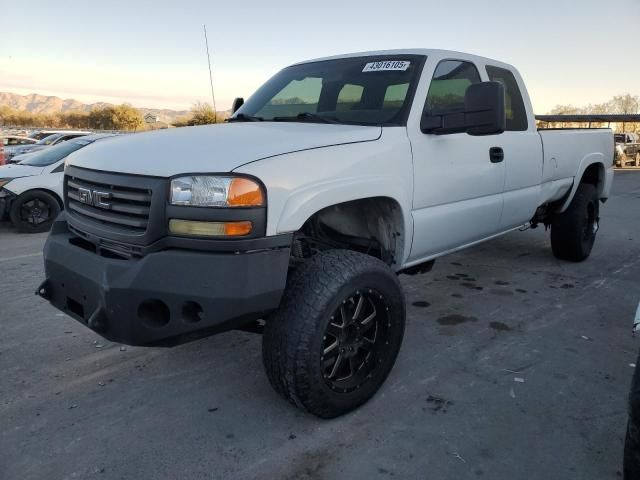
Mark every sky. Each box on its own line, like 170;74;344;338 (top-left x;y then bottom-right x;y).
2;0;639;113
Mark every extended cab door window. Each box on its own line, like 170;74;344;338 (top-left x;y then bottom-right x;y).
485;66;528;131
484;65;540;230
407;58;505;260
424;60;481;115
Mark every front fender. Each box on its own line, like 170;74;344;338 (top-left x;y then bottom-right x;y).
234;128;414;264
276;175;411;234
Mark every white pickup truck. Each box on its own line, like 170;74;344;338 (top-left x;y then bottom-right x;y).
38;49;614;418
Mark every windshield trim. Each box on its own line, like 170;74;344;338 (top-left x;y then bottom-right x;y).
234;54;427;128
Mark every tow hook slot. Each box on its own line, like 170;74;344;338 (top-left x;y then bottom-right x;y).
35;279;52;300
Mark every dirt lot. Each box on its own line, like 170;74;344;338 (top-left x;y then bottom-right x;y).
1;171;639;480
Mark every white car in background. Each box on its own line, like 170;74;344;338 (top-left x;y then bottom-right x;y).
0;134;119;232
2;135;38;148
6;131;91;162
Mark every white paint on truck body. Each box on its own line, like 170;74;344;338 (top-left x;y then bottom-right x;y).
64;48;614;271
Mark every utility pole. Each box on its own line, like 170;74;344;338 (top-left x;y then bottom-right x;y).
203;24;217;123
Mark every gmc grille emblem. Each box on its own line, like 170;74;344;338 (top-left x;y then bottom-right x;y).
77;187;112;209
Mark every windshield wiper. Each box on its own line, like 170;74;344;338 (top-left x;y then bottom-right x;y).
227;113;264;122
273;112;341;124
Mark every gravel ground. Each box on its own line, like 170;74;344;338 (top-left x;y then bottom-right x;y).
1;171;639;480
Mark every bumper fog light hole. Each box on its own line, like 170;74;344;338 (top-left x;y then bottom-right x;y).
182;301;203;324
138;299;170;328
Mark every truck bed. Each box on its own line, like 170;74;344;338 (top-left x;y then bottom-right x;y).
538;128;614;205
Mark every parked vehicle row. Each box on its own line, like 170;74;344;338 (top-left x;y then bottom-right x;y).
615;132;640;167
4;131;91;163
0;134;118;232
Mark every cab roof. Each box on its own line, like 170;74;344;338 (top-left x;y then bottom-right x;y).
293;48;514;71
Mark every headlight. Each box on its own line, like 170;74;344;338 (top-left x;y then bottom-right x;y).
170;176;264;207
0;179;11;189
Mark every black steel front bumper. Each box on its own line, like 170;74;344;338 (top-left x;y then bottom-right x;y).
38;217;291;346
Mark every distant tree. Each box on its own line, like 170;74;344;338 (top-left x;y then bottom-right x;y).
609;94;640;132
543;94;640;132
189;102;218;125
111;104;144;131
88;107;113;130
61;111;90;129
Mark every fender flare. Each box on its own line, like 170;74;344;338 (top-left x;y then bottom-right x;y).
275;175;413;264
559;153;606;212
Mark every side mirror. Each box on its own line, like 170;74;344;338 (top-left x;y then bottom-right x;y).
420;81;506;136
231;97;244;114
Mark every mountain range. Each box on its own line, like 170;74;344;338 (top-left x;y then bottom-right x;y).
0;91;190;123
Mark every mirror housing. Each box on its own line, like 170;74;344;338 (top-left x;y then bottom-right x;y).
231;97;244;114
420;82;506;136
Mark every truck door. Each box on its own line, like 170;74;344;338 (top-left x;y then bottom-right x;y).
407;59;506;261
485;65;543;229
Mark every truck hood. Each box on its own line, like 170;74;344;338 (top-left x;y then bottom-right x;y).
0;163;45;178
65;122;382;177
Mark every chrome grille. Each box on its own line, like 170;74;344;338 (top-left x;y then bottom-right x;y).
66;175;152;233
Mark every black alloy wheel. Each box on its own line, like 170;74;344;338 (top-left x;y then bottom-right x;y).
321;289;392;394
9;190;61;233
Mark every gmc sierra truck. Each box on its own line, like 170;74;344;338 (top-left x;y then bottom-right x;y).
36;49;614;418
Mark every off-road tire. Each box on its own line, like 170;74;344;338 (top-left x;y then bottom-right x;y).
550;183;599;262
9;190;61;234
262;249;406;418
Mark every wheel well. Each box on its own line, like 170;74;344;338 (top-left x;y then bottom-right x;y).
292;197;404;268
580;163;604;195
21;189;63;209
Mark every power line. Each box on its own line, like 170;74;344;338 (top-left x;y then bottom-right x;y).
203;24;217;123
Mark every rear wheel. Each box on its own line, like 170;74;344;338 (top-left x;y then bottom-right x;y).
550;183;599;262
262;250;406;418
9;190;61;233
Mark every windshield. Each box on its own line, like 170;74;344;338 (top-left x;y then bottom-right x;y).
19;139;91;166
30;132;55;140
235;55;426;126
37;134;64;145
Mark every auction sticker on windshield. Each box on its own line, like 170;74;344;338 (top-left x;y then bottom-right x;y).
362;61;410;72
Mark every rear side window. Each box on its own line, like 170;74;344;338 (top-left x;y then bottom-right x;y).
486;66;528;131
425;60;481;114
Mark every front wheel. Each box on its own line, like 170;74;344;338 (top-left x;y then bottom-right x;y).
635;152;640;167
9;190;61;233
262;250;406;418
550;183;599;262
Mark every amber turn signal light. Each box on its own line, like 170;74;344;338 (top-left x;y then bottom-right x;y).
227;178;264;207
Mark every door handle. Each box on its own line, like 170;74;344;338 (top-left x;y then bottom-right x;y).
489;147;504;163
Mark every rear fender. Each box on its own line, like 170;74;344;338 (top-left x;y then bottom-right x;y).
559;153;607;212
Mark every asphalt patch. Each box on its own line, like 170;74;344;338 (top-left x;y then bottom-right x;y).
437;314;478;326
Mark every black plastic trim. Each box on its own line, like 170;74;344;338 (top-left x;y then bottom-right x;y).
40;216;291;346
